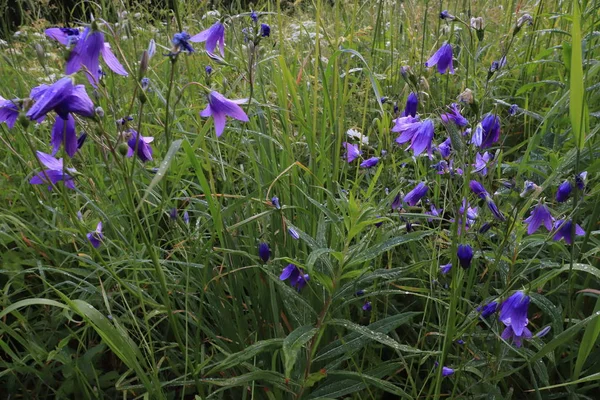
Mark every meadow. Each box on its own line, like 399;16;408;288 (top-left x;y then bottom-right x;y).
0;0;599;398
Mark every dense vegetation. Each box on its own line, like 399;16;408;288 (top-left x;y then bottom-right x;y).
0;0;599;398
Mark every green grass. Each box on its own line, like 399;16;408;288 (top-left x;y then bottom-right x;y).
0;0;599;398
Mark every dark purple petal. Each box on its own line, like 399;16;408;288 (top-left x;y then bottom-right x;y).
469;180;488;199
555;181;572;203
360;157;379;168
279;264;297;281
403;182;428;206
0;97;19;129
457;244;473;269
258;242;270;263
66;27;105;86
101;43;128;76
524;203;553;234
26;77;74;120
499;291;529;336
51;114;78;158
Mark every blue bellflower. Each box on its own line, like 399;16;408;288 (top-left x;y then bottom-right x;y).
508;104;519;116
280;264;309;291
343;142;361;163
524;203;554;235
441;103;468;126
425;43;454;74
555;180;572;203
553;219;585;245
440;263;452;275
575;171;587;190
362;301;372;311
472;114;501;148
260;24;271;37
45;27;80;48
271;196;281;209
288;227;300;240
87;221;104;248
27;76;95;158
499;291;532;348
200;91;249;137
437;137;452;158
29;151;76;190
394;118;435;157
190;21;226;56
457;244;473;269
126;130;154;162
258;242;270;263
403;182;428;206
360;157;379;168
473;152;492;176
403;92;418;117
469;180;505;221
0;96;20;129
477;301;498;319
66;27;128;86
172;31;195;53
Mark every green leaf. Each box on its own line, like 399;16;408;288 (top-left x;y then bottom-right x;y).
574;295;600;378
345;231;433;268
283;325;317;378
570;0;586;149
324;371;412;399
207;339;284;375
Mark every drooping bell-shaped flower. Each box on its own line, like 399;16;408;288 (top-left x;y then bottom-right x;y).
472;114;501;148
403;92;418;117
45;27;80;48
440;263;452;275
258;242;270;263
172;31;195;53
403;182;428;206
457;244;473;269
360;157;379;168
126;130;154;162
441;103;468;127
425;43;454;74
553;219;585;245
200;91;249;137
279;264;309;291
473;152;492;176
499;291;531;348
343;142;361;163
29;151;77;190
524;203;554;235
394;118;435;157
66;26;128;86
0;96;20;129
190;21;226;56
87;221;104;248
555;180;572;203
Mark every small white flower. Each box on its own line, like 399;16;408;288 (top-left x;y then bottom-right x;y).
346;128;369;145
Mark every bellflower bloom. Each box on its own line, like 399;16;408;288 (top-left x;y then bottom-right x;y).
473;152;492;176
126;130;154;162
391;194;402;210
441;103;468;127
403;92;418;117
440;263;452;275
457;245;473;269
477;301;498;319
169;208;178;220
427;204;442;222
437;137;451;158
520;180;538;197
45;27;80;48
87;221;104;248
190;21;225;56
403;182;428;206
66;27;128;86
360;157;379;168
553;219;585;245
183;210;189;224
271;196;281;209
200;91;249;137
258;242;270;263
0;96;19;128
394;118;435;157
508;104;519;116
555;180;572;202
469;180;505;220
362;301;372;311
425;43;454;74
439;10;456;21
536;326;551;338
499;291;531;347
250;11;258;22
26;76;95;158
524;203;554;235
343;142;362;163
260;24;271;37
472;114;501;148
442;367;455;377
29;151;76;190
172;31;194;53
288;227;300;240
279;264;309;291
576;171;587;190
469;180;488;199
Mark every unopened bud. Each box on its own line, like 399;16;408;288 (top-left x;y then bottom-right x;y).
118;142;129;156
458;88;474;104
95;106;104;117
35;43;45;67
439;10;456;21
138;50;149;79
470;17;484;30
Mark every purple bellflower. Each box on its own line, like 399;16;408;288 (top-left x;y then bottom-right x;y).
190;21;226;56
472;114;501;148
260;24;271;37
553;219;585;245
469;180;505;221
499;291;531;348
170;208;179;221
258;242;270;263
288;227;300;240
45;27;80;48
442;367;455;377
362;301;372;311
271;196;281;209
555;180;572;203
29;151;76;190
66;27;128;86
437;137;452;159
425;43;454;74
524;203;554;235
343;142;362;163
26;76;95;158
403;92;418;117
403;182;428;206
457;244;473;269
477;301;498;319
87;221;104;248
280;264;309;291
360;157;379;168
441;103;468;127
172;31;194;53
394;118;435;157
0;96;20;128
508;104;519;116
126;130;154;162
473;151;492;176
439;10;456;21
427;204;442;222
576;171;587;190
200;91;249;137
183;210;190;224
391;194;402;210
440;263;452;275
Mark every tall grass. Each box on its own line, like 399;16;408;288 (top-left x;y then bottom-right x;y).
0;0;599;398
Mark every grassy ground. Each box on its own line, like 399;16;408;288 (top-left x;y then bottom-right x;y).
0;0;599;398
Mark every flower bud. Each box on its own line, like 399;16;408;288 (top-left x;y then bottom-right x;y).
117;142;129;156
138;50;149;80
95;106;104;117
458;88;474;104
